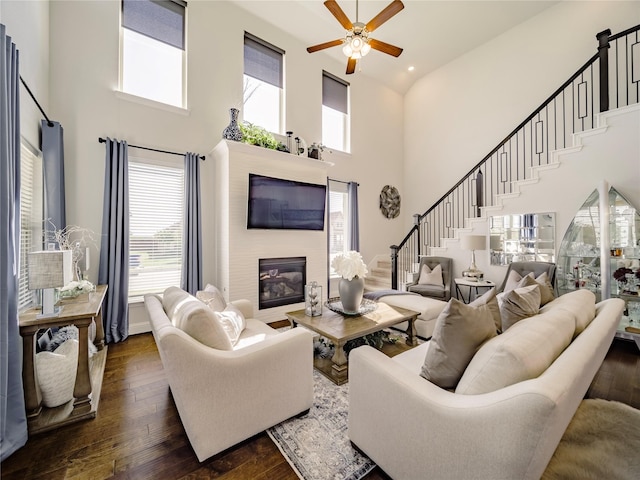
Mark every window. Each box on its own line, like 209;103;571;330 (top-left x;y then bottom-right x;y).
243;32;284;134
128;157;184;299
328;180;350;277
18;141;44;311
121;0;186;108
322;71;349;152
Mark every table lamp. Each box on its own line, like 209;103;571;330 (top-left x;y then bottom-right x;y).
28;250;73;318
461;235;486;281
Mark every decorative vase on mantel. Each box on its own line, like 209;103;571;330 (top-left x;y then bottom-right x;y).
339;277;365;314
222;108;242;142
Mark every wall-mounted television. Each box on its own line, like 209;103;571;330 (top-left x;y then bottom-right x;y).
247;174;327;230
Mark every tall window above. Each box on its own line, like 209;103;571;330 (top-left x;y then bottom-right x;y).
18;142;43;311
322;72;350;153
121;0;186;108
243;33;284;134
128;157;184;299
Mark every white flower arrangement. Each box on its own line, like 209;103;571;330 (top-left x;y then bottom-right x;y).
331;251;368;281
59;279;95;298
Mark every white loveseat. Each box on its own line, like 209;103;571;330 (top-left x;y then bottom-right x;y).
348;290;624;479
144;287;314;462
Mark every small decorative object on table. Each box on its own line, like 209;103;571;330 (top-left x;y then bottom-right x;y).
59;279;96;299
331;251;368;314
325;297;377;316
305;281;323;317
222;107;243;141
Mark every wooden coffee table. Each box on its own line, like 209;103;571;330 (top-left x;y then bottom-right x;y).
286;302;419;385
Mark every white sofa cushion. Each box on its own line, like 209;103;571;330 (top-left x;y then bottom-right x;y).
540;289;596;336
163;286;233;350
455;306;575;395
500;284;541;331
420;298;497;389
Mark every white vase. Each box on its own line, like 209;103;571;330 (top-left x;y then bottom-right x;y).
339;277;365;314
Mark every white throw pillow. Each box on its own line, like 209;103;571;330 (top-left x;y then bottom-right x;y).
420;298;497;389
196;284;227;312
418;263;444;286
172;292;233;350
213;304;247;346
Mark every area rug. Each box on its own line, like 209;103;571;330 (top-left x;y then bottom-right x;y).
542;398;640;480
267;370;376;480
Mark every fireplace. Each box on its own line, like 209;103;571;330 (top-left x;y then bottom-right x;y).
258;257;306;309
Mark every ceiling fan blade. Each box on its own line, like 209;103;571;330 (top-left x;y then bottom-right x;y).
307;39;344;53
365;0;404;33
324;0;353;30
369;38;403;57
346;57;356;75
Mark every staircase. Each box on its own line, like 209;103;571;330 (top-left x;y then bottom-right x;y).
364;255;393;292
390;25;640;290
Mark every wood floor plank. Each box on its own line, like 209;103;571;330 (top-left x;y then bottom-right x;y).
2;332;638;479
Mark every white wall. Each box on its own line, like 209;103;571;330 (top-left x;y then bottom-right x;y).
37;0;402;330
403;1;640;230
1;0;49;148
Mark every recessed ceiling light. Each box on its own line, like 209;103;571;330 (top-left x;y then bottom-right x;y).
408;66;415;72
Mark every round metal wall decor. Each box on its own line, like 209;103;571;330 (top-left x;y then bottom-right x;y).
379;185;400;219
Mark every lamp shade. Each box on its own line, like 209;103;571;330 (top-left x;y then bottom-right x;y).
28;250;73;289
460;235;486;251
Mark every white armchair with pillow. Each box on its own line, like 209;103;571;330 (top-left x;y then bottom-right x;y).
144;285;314;462
407;256;452;301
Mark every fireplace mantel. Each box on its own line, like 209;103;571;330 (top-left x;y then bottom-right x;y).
211;140;332;322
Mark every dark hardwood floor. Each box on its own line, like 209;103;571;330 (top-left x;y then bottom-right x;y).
2;334;638;479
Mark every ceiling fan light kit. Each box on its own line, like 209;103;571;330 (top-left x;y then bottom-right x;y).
307;0;404;74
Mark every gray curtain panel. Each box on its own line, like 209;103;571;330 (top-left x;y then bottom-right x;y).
181;152;202;294
41;120;66;235
98;138;129;344
0;23;28;461
348;181;360;251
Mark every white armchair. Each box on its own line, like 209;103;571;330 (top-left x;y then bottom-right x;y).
144;289;314;462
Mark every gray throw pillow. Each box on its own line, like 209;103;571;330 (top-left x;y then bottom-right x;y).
470;287;501;333
499;284;541;331
420;298;498;389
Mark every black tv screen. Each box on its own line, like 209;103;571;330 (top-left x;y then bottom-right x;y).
247;174;327;230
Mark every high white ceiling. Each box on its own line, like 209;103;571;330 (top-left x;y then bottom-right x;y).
230;0;559;94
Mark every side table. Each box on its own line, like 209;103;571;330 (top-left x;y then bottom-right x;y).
19;284;108;434
454;278;496;304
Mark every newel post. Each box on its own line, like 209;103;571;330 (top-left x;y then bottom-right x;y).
413;214;421;258
597;29;611;113
390;245;399;290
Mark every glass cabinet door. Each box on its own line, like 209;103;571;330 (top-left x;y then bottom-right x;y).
557;187;640;310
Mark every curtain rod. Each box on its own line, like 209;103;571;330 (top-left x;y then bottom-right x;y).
19;76;54;127
328;177;359;186
98;137;205;161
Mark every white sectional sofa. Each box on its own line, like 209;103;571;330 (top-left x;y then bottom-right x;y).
348;290;624;480
144;287;314;462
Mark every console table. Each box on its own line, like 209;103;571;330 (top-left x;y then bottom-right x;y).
19;284;108;434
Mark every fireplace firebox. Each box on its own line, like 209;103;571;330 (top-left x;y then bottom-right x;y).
258;257;306;309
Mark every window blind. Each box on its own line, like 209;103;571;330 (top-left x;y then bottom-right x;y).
128;158;184;298
323;71;349;114
244;32;284;89
18;143;43;311
122;0;186;50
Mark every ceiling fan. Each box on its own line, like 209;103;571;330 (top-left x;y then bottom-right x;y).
307;0;404;74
